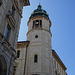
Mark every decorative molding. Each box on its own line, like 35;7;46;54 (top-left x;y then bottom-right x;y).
6;10;16;28
19;0;30;6
27;28;52;37
11;0;22;18
14;0;22;18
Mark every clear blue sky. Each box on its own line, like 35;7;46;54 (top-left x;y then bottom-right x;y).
18;0;75;75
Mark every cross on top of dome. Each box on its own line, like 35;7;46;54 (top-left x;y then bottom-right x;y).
37;3;42;10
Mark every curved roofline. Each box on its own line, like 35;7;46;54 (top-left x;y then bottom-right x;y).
29;4;49;20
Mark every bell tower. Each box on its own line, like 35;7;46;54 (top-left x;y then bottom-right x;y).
26;4;53;75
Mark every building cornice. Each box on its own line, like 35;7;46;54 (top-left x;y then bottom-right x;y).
52;50;67;70
17;41;30;48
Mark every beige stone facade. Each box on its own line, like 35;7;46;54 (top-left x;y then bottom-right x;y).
0;0;30;75
14;5;67;75
52;50;67;75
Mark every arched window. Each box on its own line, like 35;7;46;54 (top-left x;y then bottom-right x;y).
34;55;38;63
17;50;20;58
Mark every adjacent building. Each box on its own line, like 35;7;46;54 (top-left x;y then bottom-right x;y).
14;4;67;75
0;0;30;75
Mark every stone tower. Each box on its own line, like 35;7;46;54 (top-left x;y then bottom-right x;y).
0;0;30;75
26;4;52;75
14;4;67;75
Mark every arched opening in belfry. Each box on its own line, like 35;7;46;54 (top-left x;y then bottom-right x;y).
33;20;42;28
0;55;7;75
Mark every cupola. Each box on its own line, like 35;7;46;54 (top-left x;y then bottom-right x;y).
27;4;51;33
29;4;49;19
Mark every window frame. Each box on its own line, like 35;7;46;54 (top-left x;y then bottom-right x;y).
4;24;11;40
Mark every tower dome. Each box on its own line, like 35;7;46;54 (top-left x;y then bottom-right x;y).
29;4;49;19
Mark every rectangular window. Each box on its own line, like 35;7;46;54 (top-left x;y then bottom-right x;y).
4;24;11;40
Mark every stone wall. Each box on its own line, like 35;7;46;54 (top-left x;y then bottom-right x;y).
0;0;30;75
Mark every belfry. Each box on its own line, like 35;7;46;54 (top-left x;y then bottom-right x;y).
14;4;67;75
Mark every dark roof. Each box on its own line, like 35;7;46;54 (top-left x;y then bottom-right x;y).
29;4;49;19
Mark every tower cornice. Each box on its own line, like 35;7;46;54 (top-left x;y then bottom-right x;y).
27;28;52;37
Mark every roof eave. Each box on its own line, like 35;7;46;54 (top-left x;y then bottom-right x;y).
52;50;67;70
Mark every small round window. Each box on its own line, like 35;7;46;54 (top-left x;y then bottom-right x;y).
35;35;38;38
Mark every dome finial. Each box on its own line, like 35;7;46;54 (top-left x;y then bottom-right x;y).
29;4;49;19
37;3;42;9
39;2;40;5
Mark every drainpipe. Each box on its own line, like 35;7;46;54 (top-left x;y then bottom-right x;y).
23;41;30;75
